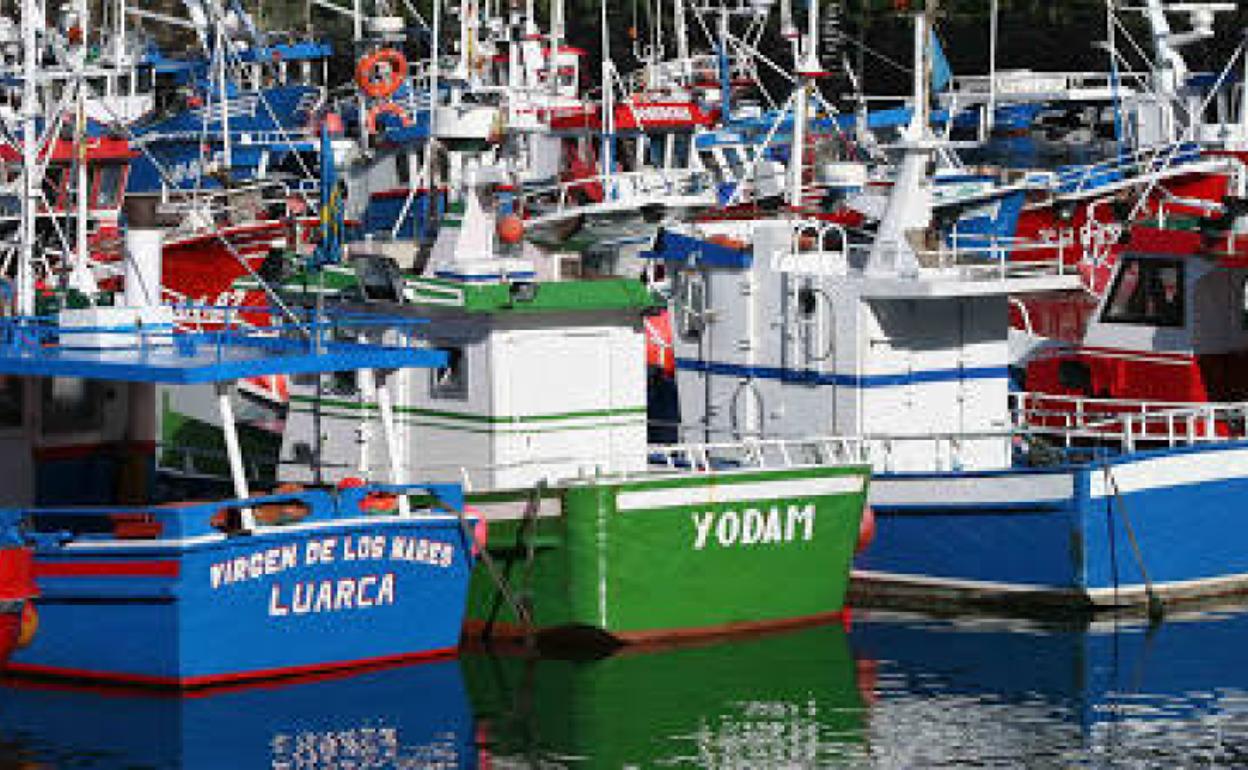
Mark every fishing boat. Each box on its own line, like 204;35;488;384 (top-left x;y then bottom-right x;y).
0;299;480;687
656;3;1248;616
0;17;480;679
266;162;871;647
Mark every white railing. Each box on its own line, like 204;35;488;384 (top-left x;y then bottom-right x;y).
1051;141;1206;196
651;435;868;472
1012;392;1248;452
947;70;1152;101
845;236;1072;283
520;167;714;225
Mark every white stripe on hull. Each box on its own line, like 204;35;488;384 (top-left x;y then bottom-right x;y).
1090;445;1248;498
616;476;865;512
855;569;1248;609
870;472;1074;508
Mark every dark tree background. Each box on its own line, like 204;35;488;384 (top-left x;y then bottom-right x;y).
116;0;1248;98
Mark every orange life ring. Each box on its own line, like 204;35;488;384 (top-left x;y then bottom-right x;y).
365;102;412;134
356;48;408;98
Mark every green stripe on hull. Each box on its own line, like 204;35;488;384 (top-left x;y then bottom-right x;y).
466;466;870;639
289;395;646;424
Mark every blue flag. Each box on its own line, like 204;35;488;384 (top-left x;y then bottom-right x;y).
930;31;952;92
310;125;343;270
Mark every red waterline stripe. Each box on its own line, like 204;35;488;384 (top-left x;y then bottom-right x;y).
35;561;181;578
6;646;459;691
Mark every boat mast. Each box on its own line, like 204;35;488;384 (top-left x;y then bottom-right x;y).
600;0;614;191
865;0;937;275
18;0;41;315
789;0;823;210
75;0;91;283
986;0;996;138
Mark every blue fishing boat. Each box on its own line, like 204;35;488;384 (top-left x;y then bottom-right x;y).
0;306;478;687
653;5;1248;616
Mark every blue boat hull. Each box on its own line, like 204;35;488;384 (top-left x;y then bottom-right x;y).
11;515;474;686
855;442;1248;612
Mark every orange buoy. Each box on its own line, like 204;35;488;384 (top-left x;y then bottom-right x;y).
855;505;876;554
322;111;345;137
707;234;747;250
365;101;411;134
361;492;400;514
645;310;675;378
497;214;525;244
466;506;488;557
16;601;37;649
355;48;408;99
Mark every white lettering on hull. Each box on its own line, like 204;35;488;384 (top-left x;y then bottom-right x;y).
268;573;397;617
691;504;817;550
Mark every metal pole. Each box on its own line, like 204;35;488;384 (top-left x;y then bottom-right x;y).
375;370;412;516
18;0;39;316
987;0;997;137
217;382;255;529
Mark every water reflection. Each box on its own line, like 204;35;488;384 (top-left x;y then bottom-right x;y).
0;608;1246;767
0;660;473;769
465;624;871;767
854;607;1248;767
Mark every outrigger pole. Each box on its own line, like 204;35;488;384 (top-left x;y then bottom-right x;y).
18;0;40;316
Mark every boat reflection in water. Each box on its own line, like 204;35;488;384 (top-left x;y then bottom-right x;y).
0;660;473;769
853;606;1248;766
464;623;872;767
2;608;1246;766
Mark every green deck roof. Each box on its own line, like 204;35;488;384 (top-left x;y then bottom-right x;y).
406;277;662;314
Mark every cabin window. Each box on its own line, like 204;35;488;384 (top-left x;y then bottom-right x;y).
0;376;22;429
675;272;707;339
41;378;107;435
94;164;124;209
329;371;359;397
430;347;468;400
671;134;691;168
1101;258;1185;327
699;150;722;179
394;154;411;187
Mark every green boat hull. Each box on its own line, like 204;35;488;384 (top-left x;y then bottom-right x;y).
466;465;870;642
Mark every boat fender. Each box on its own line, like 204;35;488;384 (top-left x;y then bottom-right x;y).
467;506;488;557
360;492;400;514
855;505;876;555
337;476;400;514
255;483;311;526
365;102;412;135
497;214;525;244
355;48;408;98
17;601;37;649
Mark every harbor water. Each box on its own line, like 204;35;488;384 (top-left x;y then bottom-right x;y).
1;605;1245;767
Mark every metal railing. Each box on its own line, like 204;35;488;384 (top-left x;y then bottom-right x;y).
650;435;867;472
1011;392;1248;452
520;167;715;225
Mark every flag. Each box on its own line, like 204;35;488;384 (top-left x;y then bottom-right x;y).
930;31;952;92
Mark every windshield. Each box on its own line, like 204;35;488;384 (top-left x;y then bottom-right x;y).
1101;257;1185;327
